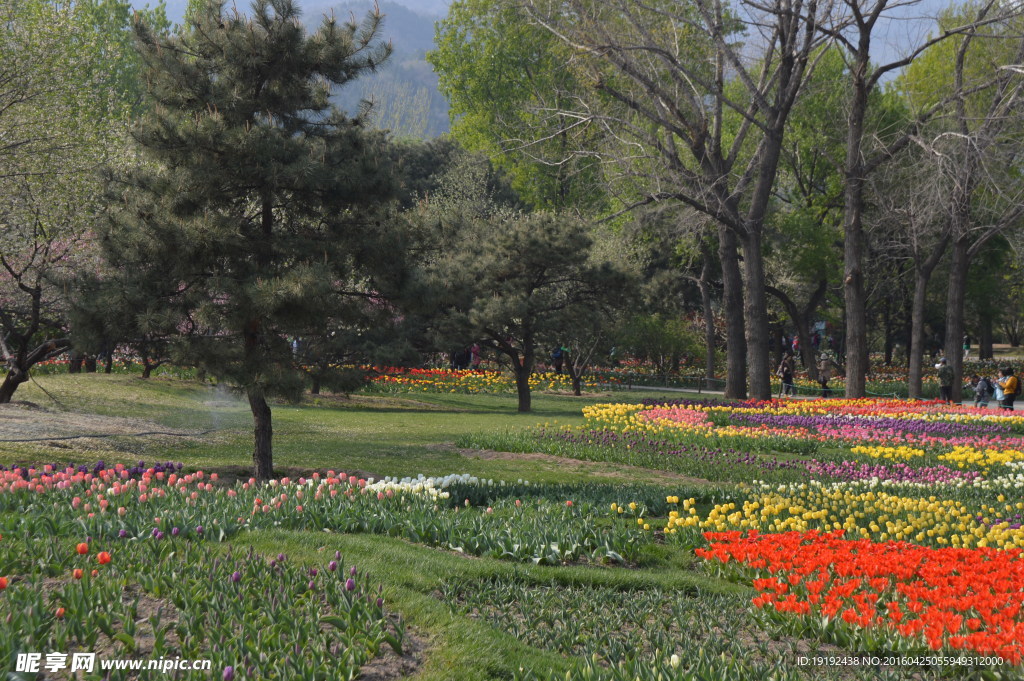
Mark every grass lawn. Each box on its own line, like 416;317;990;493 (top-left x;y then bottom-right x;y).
0;375;962;680
2;374;695;483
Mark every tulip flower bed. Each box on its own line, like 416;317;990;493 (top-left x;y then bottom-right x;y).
444;578;921;681
584;398;1024;455
697;531;1024;666
457;427;810;485
362;368;600;395
0;466;670;571
0;534;402;679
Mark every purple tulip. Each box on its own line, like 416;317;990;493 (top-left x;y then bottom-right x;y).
196;526;204;535
277;553;286;563
171;527;180;536
328;561;338;572
349;566;357;577
223;667;234;681
231;571;242;583
118;529;127;538
345;578;355;591
309;568;318;577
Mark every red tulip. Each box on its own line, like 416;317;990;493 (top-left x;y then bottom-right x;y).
0;576;7;590
76;542;88;555
72;569;83;580
96;552;111;565
55;607;65;619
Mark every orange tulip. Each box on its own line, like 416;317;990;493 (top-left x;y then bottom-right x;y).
76;542;88;555
55;607;65;619
96;551;111;565
72;569;83;580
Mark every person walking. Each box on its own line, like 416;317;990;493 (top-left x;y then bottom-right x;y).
817;354;834;398
997;367;1019;411
936;358;954;403
777;352;796;397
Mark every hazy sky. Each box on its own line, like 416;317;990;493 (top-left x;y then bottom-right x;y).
151;0;450;23
145;0;952;73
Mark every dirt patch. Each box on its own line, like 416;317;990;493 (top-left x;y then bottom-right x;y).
357;628;428;681
0;403;210;448
430;444;712;486
33;578;182;680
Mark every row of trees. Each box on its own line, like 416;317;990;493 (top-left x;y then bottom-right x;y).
0;0;653;479
430;0;1024;404
6;0;1024;478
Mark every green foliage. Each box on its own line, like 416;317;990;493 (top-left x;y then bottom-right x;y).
0;515;402;678
429;0;604;211
424;210;631;411
87;0;397;402
0;0;154;399
613;314;703;374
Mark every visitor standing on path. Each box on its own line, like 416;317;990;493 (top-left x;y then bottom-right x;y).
968;374;994;408
936;358;954;403
997;367;1019;411
777;352;796;396
817;354;834;398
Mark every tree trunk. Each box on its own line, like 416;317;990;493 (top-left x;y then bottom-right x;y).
0;339;71;402
908;270;930;400
718;225;746;398
248;387;274;480
564;351;584;396
141;363;154;379
882;296;893;365
69;352;83;374
766;281;826;382
842;58;870;399
84;356;97;373
0;370;26;404
698;255;717;381
980;315;993;360
104;354;114;374
908;234;949;399
944;237;971;404
514;365;532;412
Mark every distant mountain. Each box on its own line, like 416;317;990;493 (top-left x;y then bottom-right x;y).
149;0;450;138
324;1;450;138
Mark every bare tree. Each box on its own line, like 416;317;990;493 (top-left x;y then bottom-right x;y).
818;0;1017;396
525;0;832;399
867;147;949;398
941;84;1024;400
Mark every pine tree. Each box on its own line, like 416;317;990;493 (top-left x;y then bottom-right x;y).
93;0;395;479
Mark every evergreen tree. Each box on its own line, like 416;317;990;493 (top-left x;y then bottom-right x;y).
429;211;630;412
91;0;395;478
